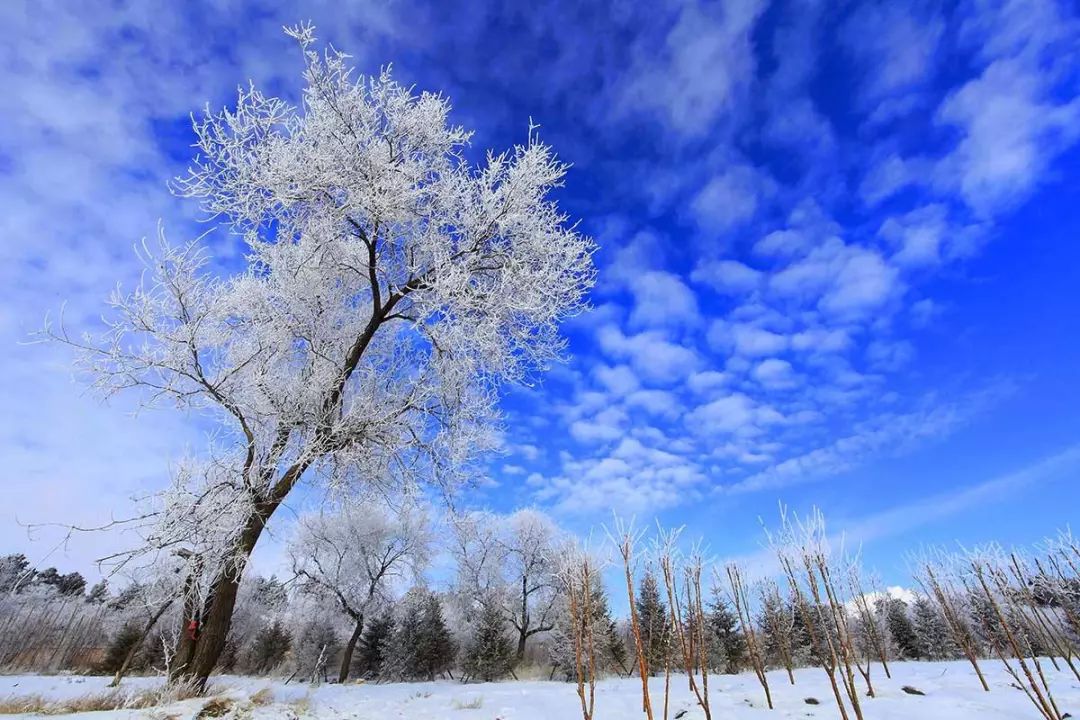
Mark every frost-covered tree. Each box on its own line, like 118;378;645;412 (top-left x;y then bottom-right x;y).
0;554;34;593
86;581;110;604
51;22;594;684
289;499;430;682
35;567;87;596
548;563;626;683
881;597;919;660
912;595;958;660
451;509;563;662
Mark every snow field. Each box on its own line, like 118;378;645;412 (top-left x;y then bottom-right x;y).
1;659;1078;719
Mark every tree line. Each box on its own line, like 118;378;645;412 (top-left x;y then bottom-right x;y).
3;504;1078;720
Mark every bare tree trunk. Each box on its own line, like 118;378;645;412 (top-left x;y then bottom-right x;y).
339;615;364;684
174;496;282;688
169;559;202;682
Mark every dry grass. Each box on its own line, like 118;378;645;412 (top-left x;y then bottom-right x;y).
0;678;213;715
452;695;484;710
194;698;233;718
288;694;311;716
250;686;275;706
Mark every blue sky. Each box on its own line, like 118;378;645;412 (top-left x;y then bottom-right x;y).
2;0;1079;587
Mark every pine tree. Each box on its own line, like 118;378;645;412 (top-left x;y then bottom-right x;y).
356;612;394;679
245;620;292;674
86;580;109;604
413;594;457;680
912;595;957;660
293;619;340;682
636;571;670;676
462;600;515;682
0;554;34;592
706;598;746;674
882;598;919;659
968;592;1007;656
99;622;145;674
34;567;87;596
592;585;628;675
381;603;421;681
548;582;628;681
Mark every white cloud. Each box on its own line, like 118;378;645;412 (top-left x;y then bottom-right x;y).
910;298;941;327
689;164;770;231
840;3;944;113
866;339;915;371
596;324;701;384
770;239;902;318
531;435;706;514
935;58;1080;215
628;270;702;329
691;259;763;294
593;364;641;396
569;406;628;445
752;358;801;390
709;321;789;357
685;392;785;437
687;370;729;395
840;443;1080;545
860;153;919;206
754;229;810;258
727;387;1009;493
790;327;852;354
878;204;947;267
617;0;767;137
625;389;680;418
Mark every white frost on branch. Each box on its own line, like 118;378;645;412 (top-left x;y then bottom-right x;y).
44;23;595;585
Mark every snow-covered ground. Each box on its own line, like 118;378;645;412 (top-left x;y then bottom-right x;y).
1;660;1077;719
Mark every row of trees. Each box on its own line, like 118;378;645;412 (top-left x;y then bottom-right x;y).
559;511;1080;720
9;503;1075;710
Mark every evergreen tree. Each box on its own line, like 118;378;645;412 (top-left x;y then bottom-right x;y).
245;620;292;674
293;619;340;682
968;592;1007;655
912;595;957;660
0;554;34;592
548;582;627;682
35;567;86;596
882;598;919;659
381;602;421;681
705;597;746;674
356;612;394;679
99;622;145;674
592;585;628;675
462;600;515;681
86;580;109;604
250;575;289;609
108;582;144;611
413;593;456;680
636;571;670;676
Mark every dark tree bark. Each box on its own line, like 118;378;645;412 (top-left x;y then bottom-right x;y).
171;494;286;688
339;615;365;683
